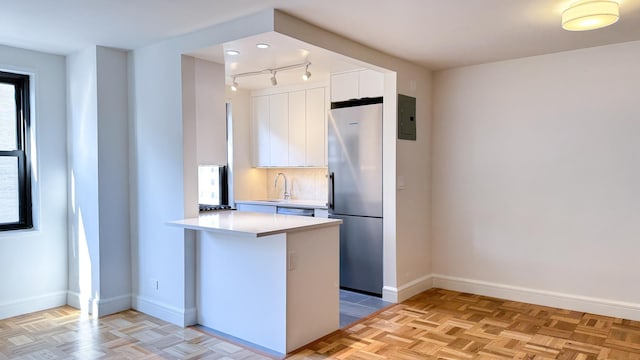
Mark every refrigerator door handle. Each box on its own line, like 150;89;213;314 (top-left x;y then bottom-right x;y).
328;172;335;210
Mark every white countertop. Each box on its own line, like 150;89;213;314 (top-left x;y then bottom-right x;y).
168;211;341;237
235;199;328;210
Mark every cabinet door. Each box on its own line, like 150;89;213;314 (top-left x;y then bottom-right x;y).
314;209;329;218
330;72;359;102
288;90;306;166
359;69;384;98
306;87;326;166
269;93;289;166
236;203;277;214
251;95;270;167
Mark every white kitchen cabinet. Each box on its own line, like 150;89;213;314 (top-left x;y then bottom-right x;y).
251;95;270;167
288;90;306;166
251;85;328;167
330;71;359;102
236;203;277;214
314;209;329;218
359;69;385;99
330;69;384;102
306;87;326;166
269;93;289;167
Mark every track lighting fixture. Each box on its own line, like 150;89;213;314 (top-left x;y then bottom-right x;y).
228;62;311;90
302;63;311;81
230;77;238;92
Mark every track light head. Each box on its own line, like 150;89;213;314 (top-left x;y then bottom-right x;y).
270;71;278;86
302;64;311;81
230;77;238;92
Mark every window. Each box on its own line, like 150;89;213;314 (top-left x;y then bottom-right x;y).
0;71;32;231
198;165;228;206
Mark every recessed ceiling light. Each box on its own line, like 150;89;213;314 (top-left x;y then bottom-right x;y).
256;43;270;49
225;49;240;56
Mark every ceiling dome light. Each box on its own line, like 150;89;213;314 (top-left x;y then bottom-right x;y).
562;0;619;31
302;63;312;81
270;71;278;86
256;43;270;49
225;49;240;56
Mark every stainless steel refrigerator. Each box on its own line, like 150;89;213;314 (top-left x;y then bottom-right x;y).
328;97;383;296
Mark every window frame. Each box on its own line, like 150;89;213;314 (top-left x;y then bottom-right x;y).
0;71;32;231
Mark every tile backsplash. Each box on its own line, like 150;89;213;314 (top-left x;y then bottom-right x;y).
266;168;328;202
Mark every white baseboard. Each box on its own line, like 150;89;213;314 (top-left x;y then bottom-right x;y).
99;294;132;316
433;274;640;321
67;292;131;317
66;291;83;310
383;274;434;303
0;291;67;320
132;295;196;327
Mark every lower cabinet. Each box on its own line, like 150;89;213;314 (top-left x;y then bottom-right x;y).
314;209;329;218
236;203;328;217
236;203;276;214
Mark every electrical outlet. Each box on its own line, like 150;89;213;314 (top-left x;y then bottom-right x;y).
151;278;159;291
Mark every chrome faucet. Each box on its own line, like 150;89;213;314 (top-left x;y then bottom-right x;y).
274;172;290;200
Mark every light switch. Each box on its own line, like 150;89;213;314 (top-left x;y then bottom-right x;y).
397;175;406;190
287;251;296;271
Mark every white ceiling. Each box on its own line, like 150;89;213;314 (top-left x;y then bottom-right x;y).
2;0;640;71
188;32;367;90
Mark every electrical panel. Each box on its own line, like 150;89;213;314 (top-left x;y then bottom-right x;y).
397;94;416;140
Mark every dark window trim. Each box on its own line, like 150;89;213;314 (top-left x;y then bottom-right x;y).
0;71;32;231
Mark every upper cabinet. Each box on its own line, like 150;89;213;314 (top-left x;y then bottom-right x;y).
330;69;384;102
251;95;270;167
330;71;359;102
305;88;326;167
288;90;306;166
269;93;289;166
251;84;328;168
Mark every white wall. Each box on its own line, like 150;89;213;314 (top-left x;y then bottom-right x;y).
67;46;100;311
432;40;640;320
395;70;432;297
67;46;131;316
96;46;131;312
265;168;327;201
195;58;227;166
0;45;67;319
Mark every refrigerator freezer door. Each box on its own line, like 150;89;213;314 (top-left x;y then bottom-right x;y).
328;103;383;217
330;214;383;296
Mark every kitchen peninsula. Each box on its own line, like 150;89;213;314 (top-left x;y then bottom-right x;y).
169;211;342;355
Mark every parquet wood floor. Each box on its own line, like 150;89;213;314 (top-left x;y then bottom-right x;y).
0;306;273;360
1;288;639;359
290;288;640;360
